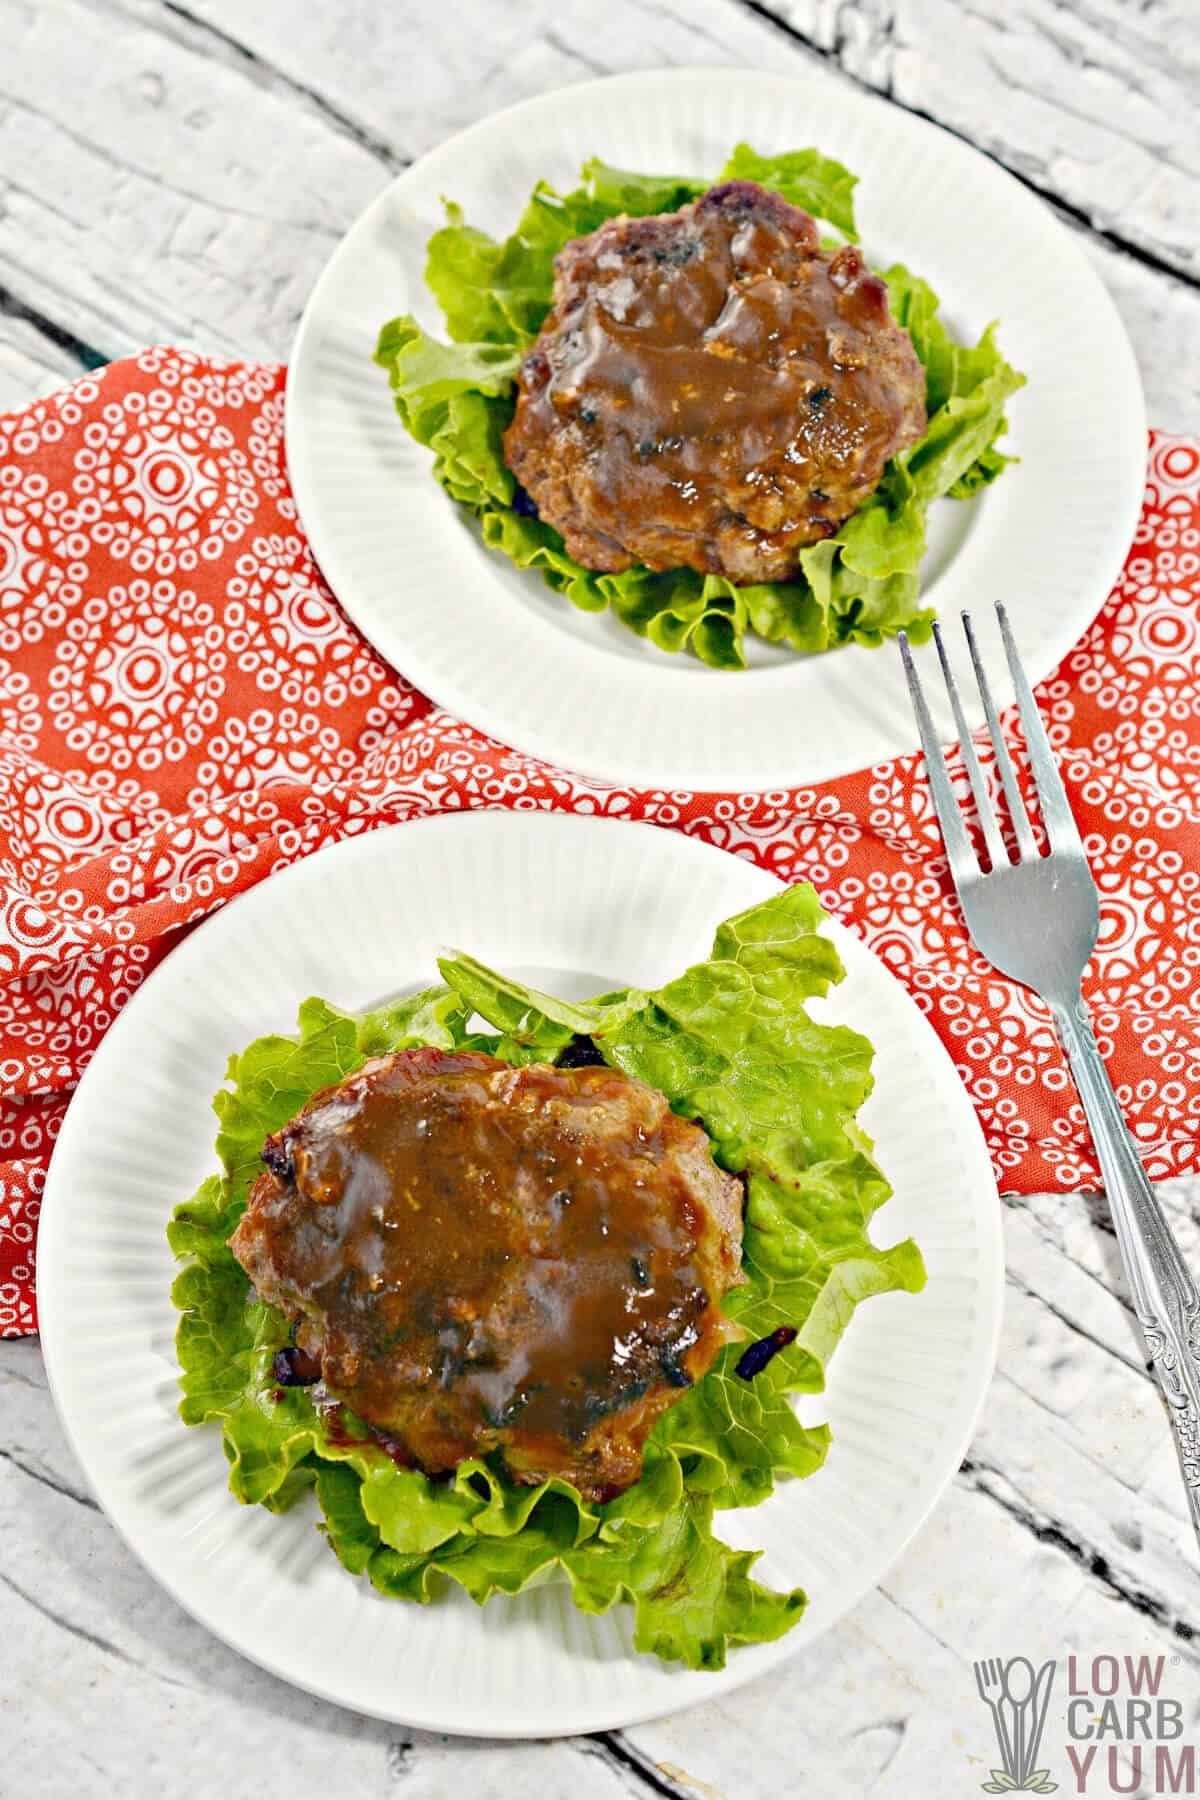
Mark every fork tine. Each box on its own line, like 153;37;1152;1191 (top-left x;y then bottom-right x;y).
996;603;1083;852
898;633;979;887
932;621;1009;868
962;611;1039;862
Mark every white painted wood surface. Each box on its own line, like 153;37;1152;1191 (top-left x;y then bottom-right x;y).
3;4;1199;1795
3;0;1200;424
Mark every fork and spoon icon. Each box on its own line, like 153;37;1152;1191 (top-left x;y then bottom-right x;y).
973;1655;1057;1792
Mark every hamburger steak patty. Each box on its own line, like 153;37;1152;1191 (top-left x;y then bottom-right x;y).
230;1047;745;1500
503;179;927;584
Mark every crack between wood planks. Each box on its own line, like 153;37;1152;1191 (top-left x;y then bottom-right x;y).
991;1366;1148;1504
647;0;749;61
154;0;407;173
0;1356;48;1391
960;1455;1199;1645
978;42;1190;182
1004;1266;1148;1381
1017;1197;1145;1332
1035;0;1200;89
0;85;345;234
0;281;109;372
576;1732;698;1799
733;0;1200;290
540;24;609;78
0;1569;197;1690
0;1444;100;1512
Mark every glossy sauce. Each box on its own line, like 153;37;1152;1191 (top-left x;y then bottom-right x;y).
243;1053;732;1466
504;181;927;582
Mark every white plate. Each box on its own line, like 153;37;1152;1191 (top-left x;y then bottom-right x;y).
286;67;1145;792
39;813;1002;1736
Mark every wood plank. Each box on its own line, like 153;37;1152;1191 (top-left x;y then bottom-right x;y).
0;0;1196;424
5;1178;1200;1795
628;1484;1199;1797
744;0;1200;280
173;0;1200;277
0;0;383;362
1079;241;1200;432
0;318;82;410
0;1341;645;1799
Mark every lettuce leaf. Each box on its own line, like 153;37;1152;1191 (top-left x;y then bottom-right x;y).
169;886;923;1668
374;142;1023;668
579;158;707;222
715;142;859;241
424;187;598;347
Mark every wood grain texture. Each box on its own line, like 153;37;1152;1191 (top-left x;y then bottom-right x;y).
0;321;82;411
1;0;1199;421
759;0;1200;278
3;1183;1200;1798
4;2;1200;1793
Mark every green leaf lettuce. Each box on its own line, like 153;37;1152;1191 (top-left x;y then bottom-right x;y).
374;144;1023;668
170;886;924;1667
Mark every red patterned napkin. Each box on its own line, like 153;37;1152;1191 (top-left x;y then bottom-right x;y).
2;351;1197;1335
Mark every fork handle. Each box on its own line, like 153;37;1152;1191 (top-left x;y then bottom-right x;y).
1053;991;1200;1542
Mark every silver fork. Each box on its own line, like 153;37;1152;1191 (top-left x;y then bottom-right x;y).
901;603;1200;1549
